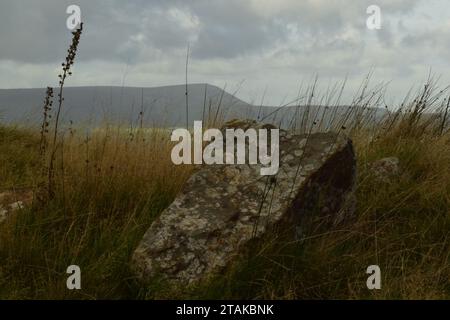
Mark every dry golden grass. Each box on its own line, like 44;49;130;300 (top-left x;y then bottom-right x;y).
0;126;192;299
0;89;449;299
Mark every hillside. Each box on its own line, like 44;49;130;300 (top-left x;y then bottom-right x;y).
0;85;387;129
0;84;247;126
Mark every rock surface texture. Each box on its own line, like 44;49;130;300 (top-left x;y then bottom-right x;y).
132;120;357;284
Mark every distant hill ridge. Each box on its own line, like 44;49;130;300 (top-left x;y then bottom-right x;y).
0;84;386;128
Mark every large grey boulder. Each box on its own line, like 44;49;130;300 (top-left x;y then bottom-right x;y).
132;120;356;285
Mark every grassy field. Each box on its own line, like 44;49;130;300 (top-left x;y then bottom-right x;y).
0;95;449;299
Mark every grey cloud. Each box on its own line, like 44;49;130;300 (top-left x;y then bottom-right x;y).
1;0;449;106
192;15;286;58
0;0;426;64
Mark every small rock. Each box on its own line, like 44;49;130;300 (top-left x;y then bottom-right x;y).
370;157;400;182
0;190;32;224
9;201;24;211
0;209;8;223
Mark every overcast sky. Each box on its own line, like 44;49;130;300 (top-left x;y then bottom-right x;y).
0;0;449;105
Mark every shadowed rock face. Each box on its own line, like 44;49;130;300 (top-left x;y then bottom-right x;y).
132;120;356;285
